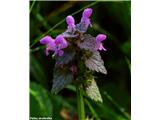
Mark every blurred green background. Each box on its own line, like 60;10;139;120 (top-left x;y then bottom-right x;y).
30;1;131;120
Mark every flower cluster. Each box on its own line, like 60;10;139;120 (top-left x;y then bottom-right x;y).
40;8;107;57
40;8;107;97
40;35;68;56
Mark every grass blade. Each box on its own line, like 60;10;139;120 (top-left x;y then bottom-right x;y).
30;0;36;13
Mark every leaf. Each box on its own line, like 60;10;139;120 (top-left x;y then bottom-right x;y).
85;51;107;74
95;102;127;120
51;68;73;94
85;99;100;120
77;34;96;52
55;51;75;66
30;53;48;87
61;30;78;38
76;22;88;33
30;82;53;117
85;78;103;102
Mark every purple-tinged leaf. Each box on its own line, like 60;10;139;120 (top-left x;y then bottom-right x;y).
85;51;107;74
75;22;88;33
77;34;96;52
55;51;76;66
61;31;78;38
51;68;73;94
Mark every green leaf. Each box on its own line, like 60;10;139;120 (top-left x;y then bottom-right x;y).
121;40;131;56
95;102;127;120
85;51;107;74
30;53;48;87
30;82;53;117
77;34;96;52
51;68;73;94
85;99;100;120
85;78;103;102
103;92;131;120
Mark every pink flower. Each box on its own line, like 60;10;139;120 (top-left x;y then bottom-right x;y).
66;15;75;32
55;35;68;49
40;35;68;56
80;8;93;28
54;35;68;56
95;34;107;51
40;36;56;56
82;8;93;18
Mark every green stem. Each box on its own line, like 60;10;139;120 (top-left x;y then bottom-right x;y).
77;84;85;120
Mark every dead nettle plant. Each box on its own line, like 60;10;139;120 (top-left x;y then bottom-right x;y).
40;8;107;120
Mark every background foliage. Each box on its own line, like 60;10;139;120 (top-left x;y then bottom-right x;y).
30;1;131;120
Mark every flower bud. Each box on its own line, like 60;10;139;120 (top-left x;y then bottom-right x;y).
82;8;93;18
40;35;53;44
96;34;107;42
66;15;75;27
96;34;107;51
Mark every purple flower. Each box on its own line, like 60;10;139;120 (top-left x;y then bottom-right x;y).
80;8;93;29
40;36;56;56
66;15;75;32
40;35;68;56
54;35;68;56
95;34;107;51
82;8;93;18
55;35;68;49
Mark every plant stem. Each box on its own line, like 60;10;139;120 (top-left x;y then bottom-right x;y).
77;84;85;120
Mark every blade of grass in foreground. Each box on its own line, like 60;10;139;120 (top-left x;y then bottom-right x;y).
85;99;100;120
30;1;99;48
125;56;131;72
103;92;131;120
30;82;53;116
30;0;36;13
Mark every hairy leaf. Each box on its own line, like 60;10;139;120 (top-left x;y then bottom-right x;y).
77;34;96;52
51;68;73;94
55;51;75;66
76;22;88;33
30;82;53;117
85;51;107;74
85;78;103;102
61;31;78;38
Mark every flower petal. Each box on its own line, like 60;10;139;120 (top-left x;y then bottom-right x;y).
57;50;64;56
82;8;93;18
99;43;106;51
40;35;53;44
55;35;68;49
96;34;107;42
45;48;49;56
66;15;75;27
